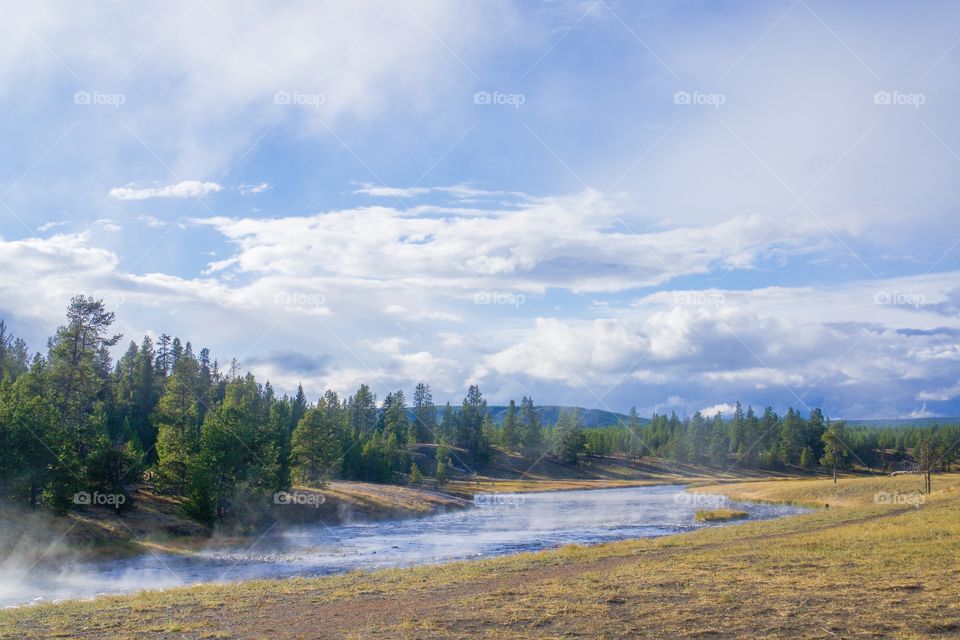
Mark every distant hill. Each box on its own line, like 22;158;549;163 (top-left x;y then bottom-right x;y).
845;417;960;428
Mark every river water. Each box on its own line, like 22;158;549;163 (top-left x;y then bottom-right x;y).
1;485;805;608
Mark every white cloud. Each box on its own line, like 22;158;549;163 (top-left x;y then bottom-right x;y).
137;215;167;228
700;403;738;417
193;189;828;294
240;182;271;196
95;218;122;232
383;304;461;322
477;272;960;416
108;181;222;201
352;183;528;201
355;185;431;198
37;221;68;232
1;229;958;417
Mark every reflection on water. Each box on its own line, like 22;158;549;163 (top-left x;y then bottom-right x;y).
1;485;805;607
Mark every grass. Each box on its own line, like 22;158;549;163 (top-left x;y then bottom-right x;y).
694;508;749;522
3;472;959;638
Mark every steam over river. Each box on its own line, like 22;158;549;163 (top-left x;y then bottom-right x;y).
1;485;806;607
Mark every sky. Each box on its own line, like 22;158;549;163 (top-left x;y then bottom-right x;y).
1;0;959;419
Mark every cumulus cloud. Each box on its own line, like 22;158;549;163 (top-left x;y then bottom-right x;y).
477;274;960;418
1;228;958;418
701;403;738;417
108;181;223;200
193;189;828;295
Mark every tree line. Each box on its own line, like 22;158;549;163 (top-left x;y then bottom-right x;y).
0;298;558;523
1;297;956;524
579;403;958;481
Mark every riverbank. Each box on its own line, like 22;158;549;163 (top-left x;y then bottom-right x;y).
0;452;779;565
3;472;957;638
0;481;469;567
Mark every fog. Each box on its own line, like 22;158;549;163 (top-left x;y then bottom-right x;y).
1;486;806;608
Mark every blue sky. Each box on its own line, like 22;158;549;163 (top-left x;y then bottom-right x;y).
2;0;960;418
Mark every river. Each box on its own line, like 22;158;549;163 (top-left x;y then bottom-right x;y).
0;484;806;608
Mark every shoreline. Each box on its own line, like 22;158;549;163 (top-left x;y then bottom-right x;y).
1;480;802;612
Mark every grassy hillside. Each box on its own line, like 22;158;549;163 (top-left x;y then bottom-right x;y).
4;473;957;638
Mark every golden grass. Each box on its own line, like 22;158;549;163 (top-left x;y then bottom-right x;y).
3;473;959;639
694;508;749;522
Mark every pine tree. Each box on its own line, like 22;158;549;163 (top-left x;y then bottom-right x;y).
708;413;728;465
502;399;520;450
557;408;586;465
439;402;456;443
156;334;172;377
520;395;542;455
409;462;423;486
412;383;436;443
800;446;813;470
47;297;123;463
154;352;200;495
382;390;410;445
348;384;377;435
435;437;451;487
291;406;341;486
821;420;849;483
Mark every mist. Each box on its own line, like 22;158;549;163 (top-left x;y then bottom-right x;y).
1;485;805;609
